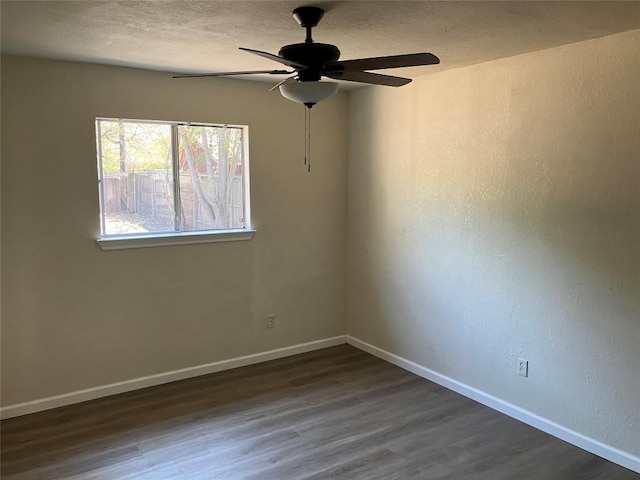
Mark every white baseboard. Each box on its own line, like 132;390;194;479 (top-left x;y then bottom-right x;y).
346;335;640;474
0;335;347;420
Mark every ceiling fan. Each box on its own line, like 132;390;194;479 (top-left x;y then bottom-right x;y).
174;5;440;108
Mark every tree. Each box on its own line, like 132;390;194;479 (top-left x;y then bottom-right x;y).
178;125;242;230
98;120;170;173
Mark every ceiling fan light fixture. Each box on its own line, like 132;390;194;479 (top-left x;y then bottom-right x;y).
279;81;338;108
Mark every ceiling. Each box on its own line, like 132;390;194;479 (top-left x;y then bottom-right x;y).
1;1;639;88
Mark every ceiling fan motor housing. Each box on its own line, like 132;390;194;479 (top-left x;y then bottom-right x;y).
279;43;340;81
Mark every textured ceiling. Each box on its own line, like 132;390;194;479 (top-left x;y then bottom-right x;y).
1;1;639;87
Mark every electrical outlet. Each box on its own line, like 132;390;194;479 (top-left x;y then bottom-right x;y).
266;314;275;329
518;358;529;377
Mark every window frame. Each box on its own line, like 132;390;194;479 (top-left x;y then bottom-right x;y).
95;117;255;250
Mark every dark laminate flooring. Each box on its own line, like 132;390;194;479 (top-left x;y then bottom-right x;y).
1;345;638;479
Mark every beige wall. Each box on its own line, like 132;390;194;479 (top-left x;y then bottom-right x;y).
1;56;348;406
347;30;639;456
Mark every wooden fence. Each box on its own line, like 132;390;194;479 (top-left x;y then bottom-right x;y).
102;171;244;230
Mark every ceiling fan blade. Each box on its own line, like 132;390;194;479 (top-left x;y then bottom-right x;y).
173;69;293;78
269;75;297;92
326;53;440;72
239;47;308;70
325;71;412;87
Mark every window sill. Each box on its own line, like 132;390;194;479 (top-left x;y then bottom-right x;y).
96;229;256;250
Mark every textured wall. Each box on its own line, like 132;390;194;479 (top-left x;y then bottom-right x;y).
1;56;347;406
347;30;639;456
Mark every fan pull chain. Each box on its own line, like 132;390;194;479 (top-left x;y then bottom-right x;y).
304;106;308;169
303;106;312;172
307;107;311;172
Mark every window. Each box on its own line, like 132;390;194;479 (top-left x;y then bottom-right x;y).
95;118;253;249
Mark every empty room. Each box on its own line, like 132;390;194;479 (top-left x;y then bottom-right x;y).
1;1;638;478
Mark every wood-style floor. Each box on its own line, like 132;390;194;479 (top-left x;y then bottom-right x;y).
1;345;638;480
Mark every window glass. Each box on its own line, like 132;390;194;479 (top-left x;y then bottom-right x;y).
177;125;245;231
96;119;249;238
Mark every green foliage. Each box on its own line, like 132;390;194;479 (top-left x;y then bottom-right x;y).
98;120;171;173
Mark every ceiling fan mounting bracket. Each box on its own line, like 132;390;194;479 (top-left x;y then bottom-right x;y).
293;6;324;43
292;6;324;28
